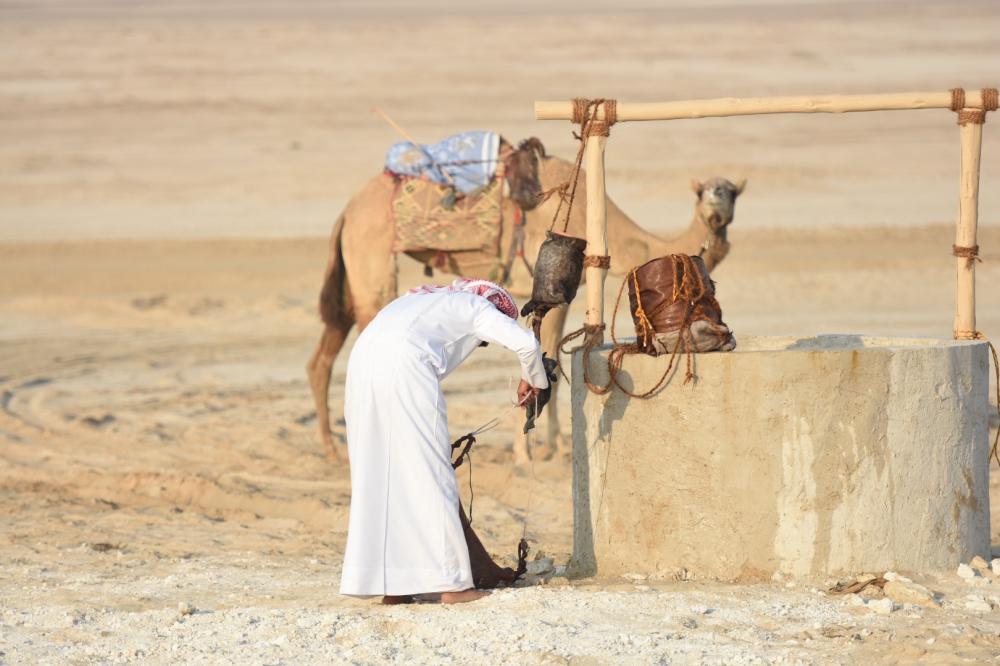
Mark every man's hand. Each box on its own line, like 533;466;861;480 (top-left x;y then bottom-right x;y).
516;379;541;407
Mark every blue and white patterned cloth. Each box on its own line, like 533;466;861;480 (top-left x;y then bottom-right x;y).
385;131;500;195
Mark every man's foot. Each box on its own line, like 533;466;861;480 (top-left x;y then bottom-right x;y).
381;595;415;605
440;589;490;604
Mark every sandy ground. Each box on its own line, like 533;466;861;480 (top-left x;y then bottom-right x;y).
2;0;1000;664
4;231;1000;664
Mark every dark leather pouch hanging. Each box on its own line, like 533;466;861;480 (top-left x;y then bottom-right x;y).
520;231;588;317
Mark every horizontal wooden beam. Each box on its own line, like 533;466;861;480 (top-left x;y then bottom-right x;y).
535;90;997;122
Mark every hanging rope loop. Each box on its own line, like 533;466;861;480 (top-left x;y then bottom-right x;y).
543;98;618;233
949;332;1000;469
558;323;610;392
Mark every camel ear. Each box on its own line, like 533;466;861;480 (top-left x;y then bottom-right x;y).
690;179;704;197
734;178;747;195
519;137;546;159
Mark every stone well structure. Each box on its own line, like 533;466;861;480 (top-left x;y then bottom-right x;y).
569;335;991;580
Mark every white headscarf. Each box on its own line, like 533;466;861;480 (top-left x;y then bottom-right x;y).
408;278;519;319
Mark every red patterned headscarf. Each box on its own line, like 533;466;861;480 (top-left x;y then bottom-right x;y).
408;278;519;320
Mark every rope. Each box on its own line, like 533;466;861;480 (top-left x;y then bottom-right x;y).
953;244;982;263
451;433;477;521
559;255;707;398
952;331;1000;469
571;98;617;126
958;109;986;126
449;398;522;523
988;339;1000;468
983;87;999;112
550;99;596;232
512;393;542;582
558;323;609;392
951;88;966;112
587;121;611;137
606;255;707;397
630;268;655;350
602;272;697;398
544;98;618;233
582;254;611;269
829;576;888;596
445;387;541;581
451;434;476;469
951;87;997;125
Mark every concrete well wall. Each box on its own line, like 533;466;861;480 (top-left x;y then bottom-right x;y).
570;335;991;580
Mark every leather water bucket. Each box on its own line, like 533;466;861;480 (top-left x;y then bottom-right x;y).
520;231;588;317
626;254;735;354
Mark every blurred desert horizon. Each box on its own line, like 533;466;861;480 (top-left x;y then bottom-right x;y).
1;0;998;241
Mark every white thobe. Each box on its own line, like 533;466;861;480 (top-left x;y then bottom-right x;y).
339;290;549;597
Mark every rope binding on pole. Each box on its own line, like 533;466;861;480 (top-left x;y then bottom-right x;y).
950;87;998;125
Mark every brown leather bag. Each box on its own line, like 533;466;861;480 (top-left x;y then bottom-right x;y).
626;254;735;355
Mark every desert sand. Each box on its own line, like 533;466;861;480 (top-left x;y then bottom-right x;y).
2;1;1000;663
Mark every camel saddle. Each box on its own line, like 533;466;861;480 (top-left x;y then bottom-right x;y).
627;254;736;355
389;170;505;255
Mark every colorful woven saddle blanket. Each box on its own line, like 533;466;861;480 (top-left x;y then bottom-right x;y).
384;130;500;195
390;172;504;254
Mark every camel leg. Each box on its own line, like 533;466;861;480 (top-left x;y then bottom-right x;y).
511;414;531;465
307;321;353;462
300;185;399;466
511;368;533;464
540;304;570;458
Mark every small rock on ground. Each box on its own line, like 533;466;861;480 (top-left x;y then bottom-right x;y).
957;564;977;580
970;556;991;572
883;580;940;608
868;598;895;615
965;596;992;613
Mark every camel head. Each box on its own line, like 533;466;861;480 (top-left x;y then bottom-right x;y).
503;137;546;212
690;177;746;232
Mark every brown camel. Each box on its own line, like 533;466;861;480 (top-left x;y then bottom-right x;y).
307;150;745;463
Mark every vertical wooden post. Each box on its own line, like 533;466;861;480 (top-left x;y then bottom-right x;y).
584;133;608;343
954;115;984;339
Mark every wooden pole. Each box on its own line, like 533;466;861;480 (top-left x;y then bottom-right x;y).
954;115;984;339
535;90;996;122
584;133;609;342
